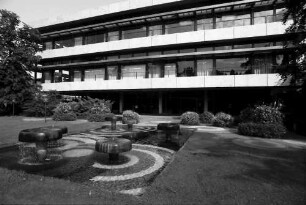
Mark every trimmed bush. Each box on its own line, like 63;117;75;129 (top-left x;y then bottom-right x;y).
180;111;200;125
200;111;214;124
238;122;286;138
53;112;77;121
213;112;233;127
88;113;115;122
122;110;140;124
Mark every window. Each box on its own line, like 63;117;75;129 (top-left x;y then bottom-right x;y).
164;50;178;55
254;10;273;24
107;66;118;80
164;63;176;77
54;38;75;49
216;12;250;28
107;55;119;60
216;58;251;75
44;41;53;50
84;69;105;81
74;37;83;46
44;71;52;83
148;63;162;78
180;48;195;53
197;18;213;30
254;42;273;47
62;70;70;82
122;26;146;39
165;20;194;34
74;70;82;82
133;52;147;57
177;61;195;77
121;65;146;79
215;45;232;51
54;70;62;82
197;47;213;52
148;51;162;56
120;54;132;59
197;59;213;76
108;31;119;41
85;33;104;44
233;44;252;49
149;25;162;36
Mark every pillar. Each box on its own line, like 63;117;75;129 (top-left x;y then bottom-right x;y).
204;90;208;112
119;92;124;113
158;92;163;114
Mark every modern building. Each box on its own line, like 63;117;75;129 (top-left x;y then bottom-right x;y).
35;0;293;115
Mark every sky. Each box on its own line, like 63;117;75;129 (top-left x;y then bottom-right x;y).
0;0;122;26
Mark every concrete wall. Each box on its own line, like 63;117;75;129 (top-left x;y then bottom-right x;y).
40;21;292;59
41;74;284;92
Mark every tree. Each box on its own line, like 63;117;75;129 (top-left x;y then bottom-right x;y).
0;9;42;114
279;0;306;86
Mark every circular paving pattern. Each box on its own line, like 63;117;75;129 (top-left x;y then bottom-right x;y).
92;153;139;169
233;138;288;150
90;126;156;138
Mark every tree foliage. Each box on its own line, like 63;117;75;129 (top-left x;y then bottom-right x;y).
279;0;306;85
0;9;42;111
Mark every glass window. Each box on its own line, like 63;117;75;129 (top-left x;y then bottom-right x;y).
74;37;83;46
216;57;251;75
233;44;252;49
177;61;195;77
120;54;132;59
215;45;232;51
216;12;250;28
254;42;273;47
253;55;273;73
84;69;105;81
164;63;176;78
54;70;62;82
74;70;82;82
54;38;75;49
62;70;70;82
254;10;273;24
149;25;162;36
121;65;146;79
107;66;118;80
133;52;147;57
165;20;194;34
85;33;104;45
122;26;146;40
180;48;195;53
197;59;213;76
44;41;53;50
197;18;213;30
148;51;162;56
107;55;119;60
108;31;119;41
197;47;213;52
148;63;163;78
164;50;178;55
44;71;52;83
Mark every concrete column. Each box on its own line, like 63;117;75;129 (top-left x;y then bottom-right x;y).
119;92;124;113
204;90;208;112
158;92;163;114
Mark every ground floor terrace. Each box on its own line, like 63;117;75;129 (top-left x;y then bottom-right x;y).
57;87;281;115
0;116;305;204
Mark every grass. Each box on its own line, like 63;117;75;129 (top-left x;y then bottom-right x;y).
0;116;305;204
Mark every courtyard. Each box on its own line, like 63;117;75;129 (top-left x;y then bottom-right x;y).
0;116;305;204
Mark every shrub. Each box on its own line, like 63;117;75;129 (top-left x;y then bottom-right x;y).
199;111;214;124
53;112;77;121
122;110;140;124
180;111;200;125
88;113;115;122
213;112;233;127
240;105;283;124
52;103;77;121
238;122;286;138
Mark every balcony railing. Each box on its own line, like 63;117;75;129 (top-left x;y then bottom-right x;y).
43;65;279;83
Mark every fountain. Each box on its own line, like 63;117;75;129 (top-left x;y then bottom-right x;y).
18;126;67;164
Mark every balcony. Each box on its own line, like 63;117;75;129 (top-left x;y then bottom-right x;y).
40;20;291;59
41;71;285;92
